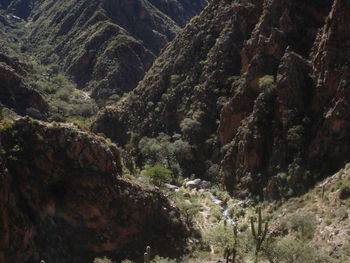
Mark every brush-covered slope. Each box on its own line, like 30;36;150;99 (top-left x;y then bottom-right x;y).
0;0;37;19
0;0;207;103
0;63;48;117
92;0;264;178
94;0;350;198
0;13;48;118
269;162;350;261
0;117;188;263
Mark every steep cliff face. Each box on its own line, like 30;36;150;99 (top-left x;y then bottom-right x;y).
0;52;48;118
0;0;37;19
92;0;264;177
220;0;349;198
0;11;48;119
94;0;350;198
0;0;206;103
214;0;329;197
92;0;263;143
0;118;187;263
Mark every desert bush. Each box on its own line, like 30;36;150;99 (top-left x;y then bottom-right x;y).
262;235;330;263
138;133;193;178
339;185;350;200
142;165;172;187
205;222;238;251
180;117;202;141
75;103;95;117
177;199;201;225
55;88;70;101
287;125;304;148
93;257;113;263
211;186;231;203
151;256;176;263
259;75;274;88
284;213;316;240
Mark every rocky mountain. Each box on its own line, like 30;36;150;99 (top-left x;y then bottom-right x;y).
0;0;207;104
0;63;48;118
0;117;187;263
1;0;350;261
93;0;350;199
0;10;48;119
0;0;38;19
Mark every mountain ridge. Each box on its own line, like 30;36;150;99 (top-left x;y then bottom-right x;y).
0;0;207;104
93;0;350;199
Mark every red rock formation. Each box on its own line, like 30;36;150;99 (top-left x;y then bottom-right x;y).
92;0;350;199
0;118;187;263
0;65;48;118
220;0;350;198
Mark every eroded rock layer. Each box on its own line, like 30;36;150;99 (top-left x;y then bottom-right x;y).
0;118;187;263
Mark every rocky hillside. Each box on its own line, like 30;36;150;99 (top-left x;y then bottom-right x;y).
0;117;188;263
0;0;207;104
0;61;48;118
268;163;350;260
93;0;350;198
0;10;48;119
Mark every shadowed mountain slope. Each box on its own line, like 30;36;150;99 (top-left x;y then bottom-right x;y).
0;0;207;103
0;117;188;263
93;0;350;199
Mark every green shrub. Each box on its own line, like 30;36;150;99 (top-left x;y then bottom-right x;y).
339;185;350;200
227;75;245;94
76;103;95;117
284;213;316;240
204;222;242;257
179;200;201;225
137;134;193;177
180;118;202;140
287;125;304;147
52;74;71;88
151;256;176;263
142;165;172;187
262;235;330;263
93;257;113;263
259;75;274;88
55;88;71;101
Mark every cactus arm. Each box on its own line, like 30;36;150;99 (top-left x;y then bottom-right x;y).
258;207;262;237
262;222;268;242
144;246;151;263
251;216;256;239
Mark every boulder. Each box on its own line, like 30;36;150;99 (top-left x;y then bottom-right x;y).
185;178;210;189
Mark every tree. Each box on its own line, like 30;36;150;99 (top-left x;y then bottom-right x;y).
143;165;172;187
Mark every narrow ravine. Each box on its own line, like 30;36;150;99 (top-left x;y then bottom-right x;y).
209;193;237;226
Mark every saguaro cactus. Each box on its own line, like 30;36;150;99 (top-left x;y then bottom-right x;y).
231;225;238;263
223;223;238;263
144;246;151;263
250;207;268;263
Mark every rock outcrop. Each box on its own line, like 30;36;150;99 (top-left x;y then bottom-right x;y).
0;63;48;118
0;118;187;263
0;0;36;19
94;0;350;199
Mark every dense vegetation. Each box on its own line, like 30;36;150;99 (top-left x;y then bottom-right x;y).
1;0;350;262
